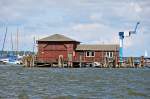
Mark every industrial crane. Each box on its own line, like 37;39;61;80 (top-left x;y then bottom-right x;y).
119;22;140;62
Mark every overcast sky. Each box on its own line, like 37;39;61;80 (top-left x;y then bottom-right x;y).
0;0;150;57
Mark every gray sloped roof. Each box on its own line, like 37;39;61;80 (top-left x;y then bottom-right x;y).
76;44;119;51
38;34;80;42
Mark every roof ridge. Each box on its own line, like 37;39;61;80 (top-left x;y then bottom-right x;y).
38;34;80;42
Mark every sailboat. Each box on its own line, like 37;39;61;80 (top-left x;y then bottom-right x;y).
0;27;22;64
0;27;9;64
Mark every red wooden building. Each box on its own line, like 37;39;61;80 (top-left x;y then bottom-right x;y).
37;34;119;67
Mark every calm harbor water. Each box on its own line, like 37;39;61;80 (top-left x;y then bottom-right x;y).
0;65;149;99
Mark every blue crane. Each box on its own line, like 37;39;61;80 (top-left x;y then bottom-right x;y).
119;22;140;63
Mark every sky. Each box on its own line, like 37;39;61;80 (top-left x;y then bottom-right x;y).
0;0;150;57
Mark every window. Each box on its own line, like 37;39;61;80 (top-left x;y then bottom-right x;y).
110;52;113;57
105;52;113;58
107;52;109;57
86;51;95;57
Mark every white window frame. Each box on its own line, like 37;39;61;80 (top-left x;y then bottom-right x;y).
86;51;95;57
105;52;113;58
110;52;113;58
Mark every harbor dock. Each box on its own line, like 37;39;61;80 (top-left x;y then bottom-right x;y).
21;34;150;68
22;55;150;68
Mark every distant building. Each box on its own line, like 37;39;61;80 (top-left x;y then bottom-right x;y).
37;34;119;67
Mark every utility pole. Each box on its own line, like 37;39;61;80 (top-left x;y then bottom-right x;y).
33;36;36;54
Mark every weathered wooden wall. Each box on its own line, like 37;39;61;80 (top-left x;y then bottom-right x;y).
37;41;78;63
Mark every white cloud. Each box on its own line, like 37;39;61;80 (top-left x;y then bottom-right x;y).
131;2;142;13
69;23;119;44
72;23;103;31
90;13;103;21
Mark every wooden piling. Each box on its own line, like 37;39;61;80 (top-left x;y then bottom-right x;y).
140;56;144;67
22;55;35;67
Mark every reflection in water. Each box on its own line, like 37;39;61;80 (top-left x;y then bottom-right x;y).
0;65;149;99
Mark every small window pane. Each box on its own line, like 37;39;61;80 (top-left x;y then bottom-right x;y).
110;52;112;57
86;52;89;56
91;52;94;56
107;52;109;57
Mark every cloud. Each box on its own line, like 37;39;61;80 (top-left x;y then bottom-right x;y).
69;23;119;44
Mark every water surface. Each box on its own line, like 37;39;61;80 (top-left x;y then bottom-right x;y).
0;65;149;99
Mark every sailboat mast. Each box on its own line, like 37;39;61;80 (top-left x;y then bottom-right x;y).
11;32;14;52
16;28;19;55
1;27;8;56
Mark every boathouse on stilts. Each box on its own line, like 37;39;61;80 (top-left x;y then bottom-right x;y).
34;34;120;67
